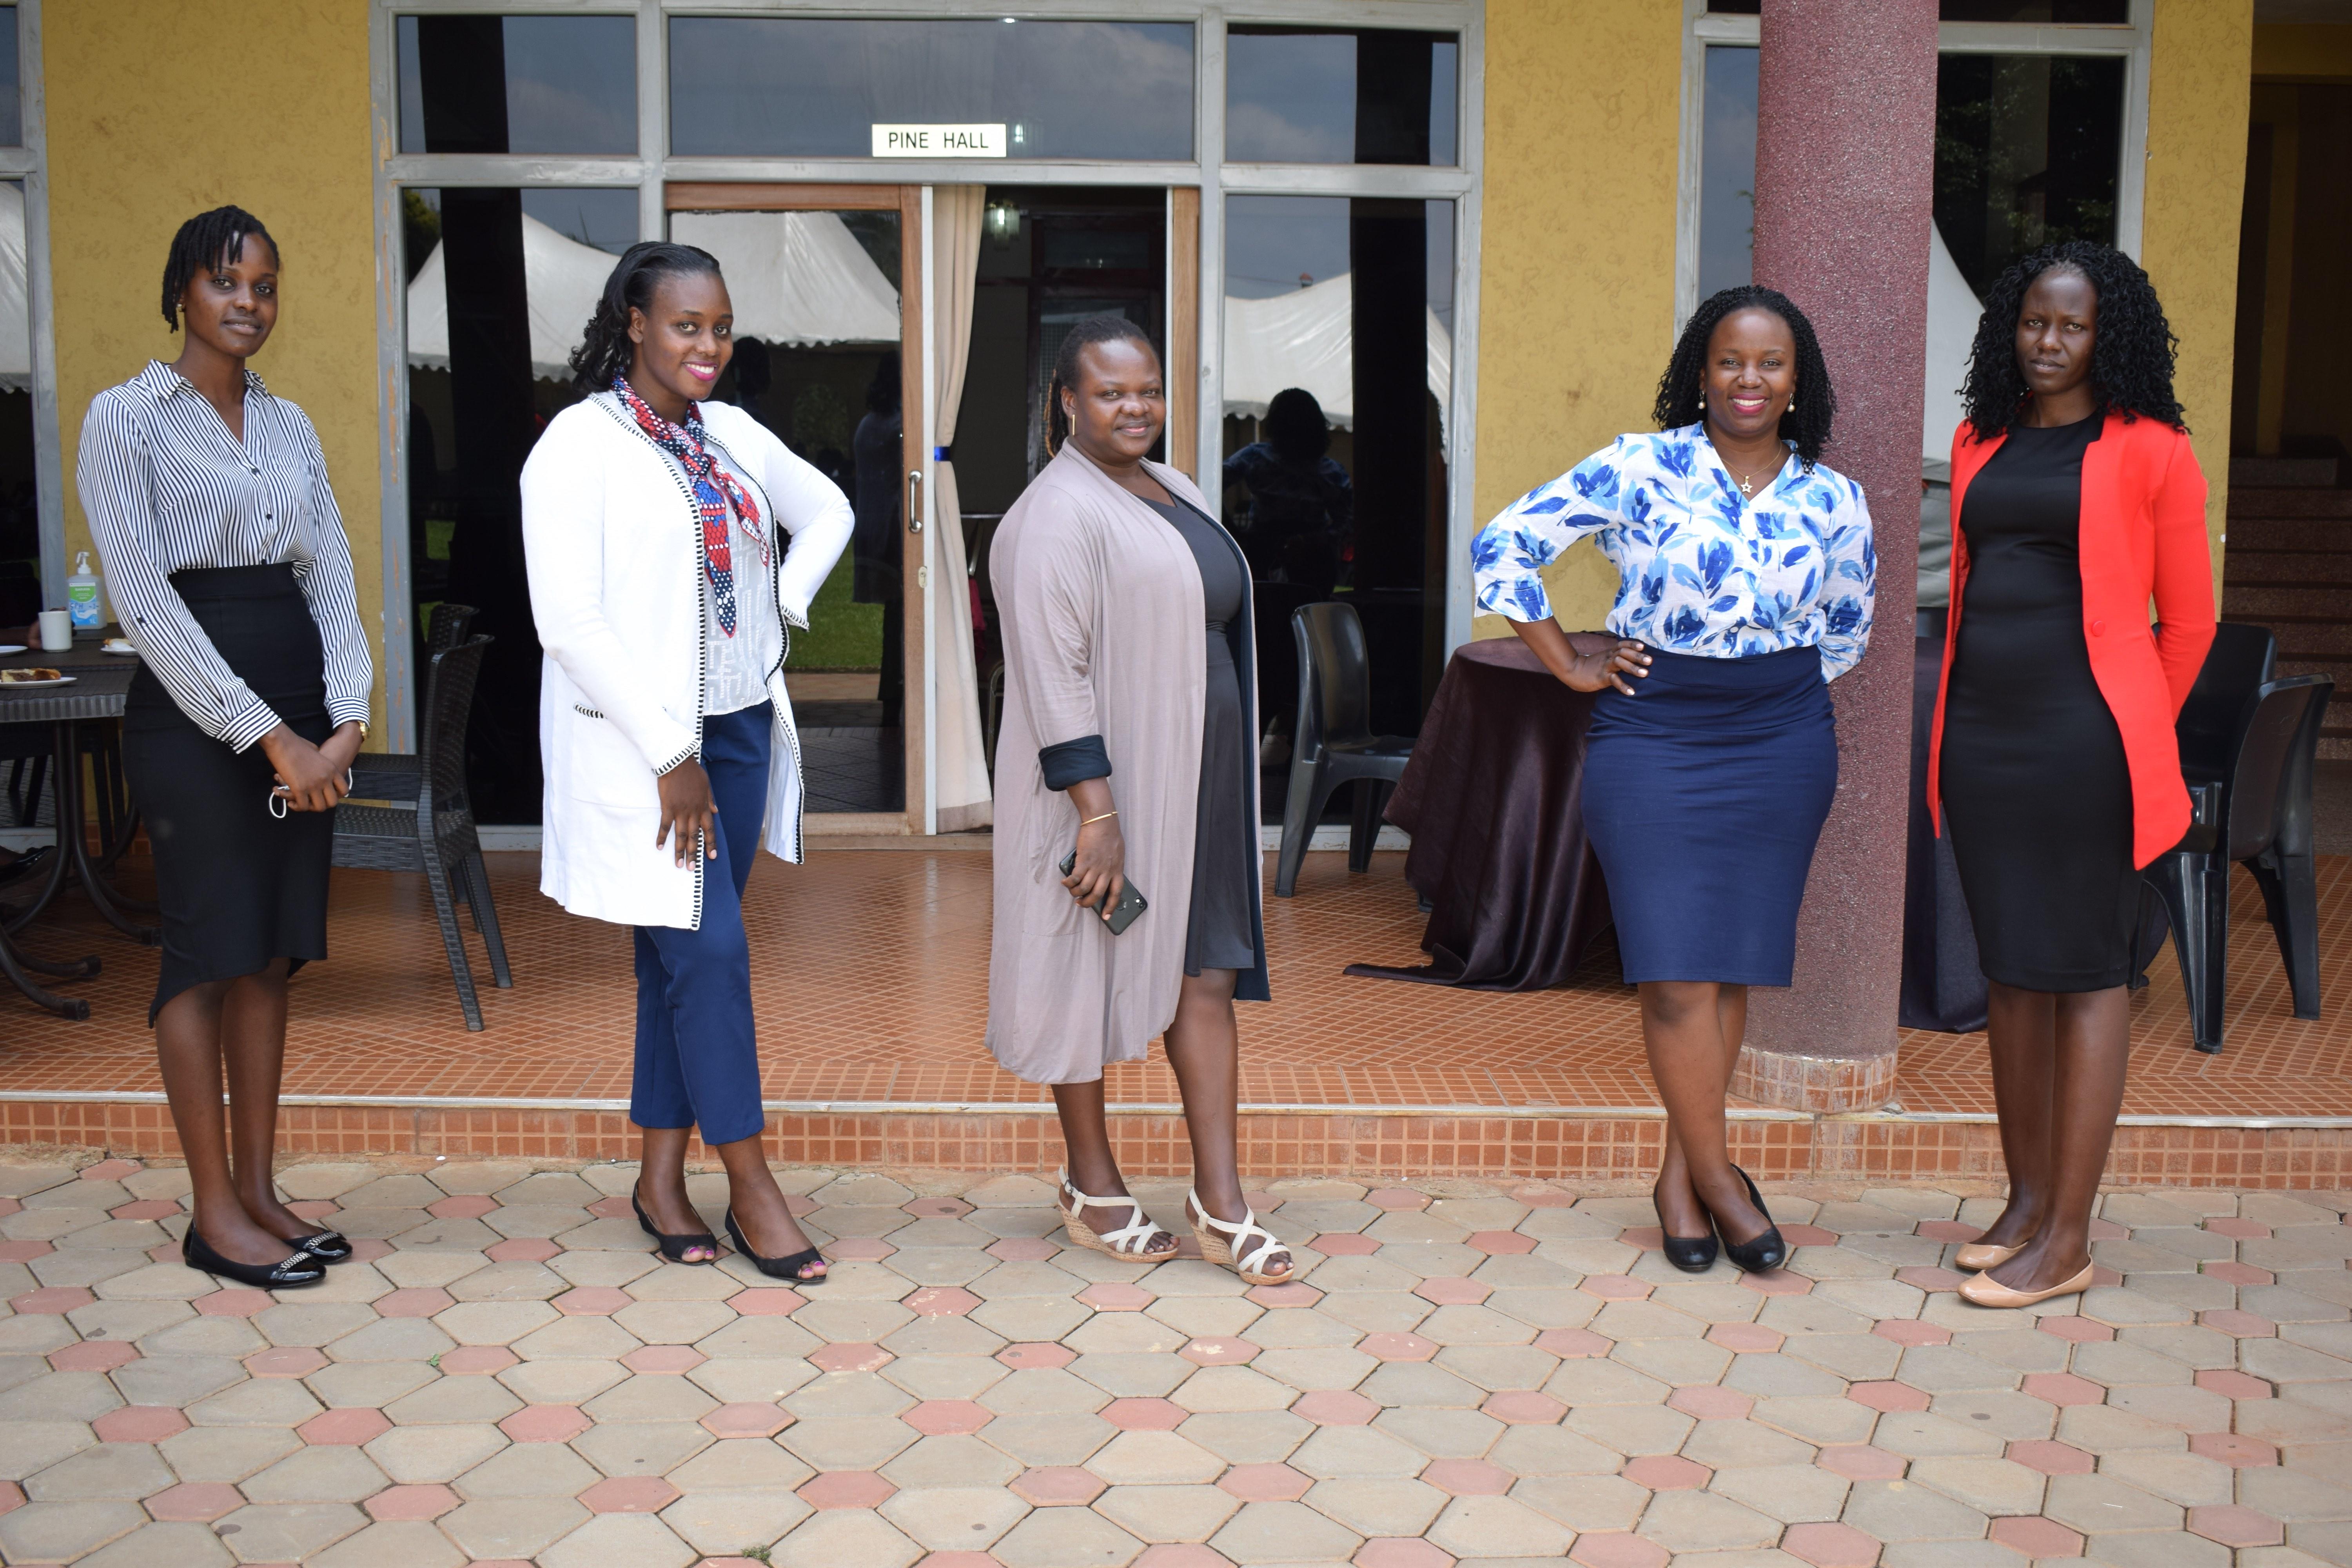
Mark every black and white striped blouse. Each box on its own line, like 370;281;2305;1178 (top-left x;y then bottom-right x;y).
76;361;372;751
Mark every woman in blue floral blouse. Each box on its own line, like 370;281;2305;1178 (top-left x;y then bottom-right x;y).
1471;285;1875;1276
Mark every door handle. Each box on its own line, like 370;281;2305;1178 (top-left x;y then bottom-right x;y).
906;470;924;534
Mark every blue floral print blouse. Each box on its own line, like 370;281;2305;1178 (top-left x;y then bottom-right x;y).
1472;425;1877;681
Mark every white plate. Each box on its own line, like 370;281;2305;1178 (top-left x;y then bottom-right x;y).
0;645;24;655
102;640;137;655
0;674;75;688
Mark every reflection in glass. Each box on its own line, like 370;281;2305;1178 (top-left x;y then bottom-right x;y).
1224;196;1454;756
0;8;19;149
0;181;33;627
668;18;1193;161
1225;27;1458;165
397;15;636;156
1935;53;2124;296
403;187;635;822
1699;47;1759;298
1705;0;2127;13
673;207;907;813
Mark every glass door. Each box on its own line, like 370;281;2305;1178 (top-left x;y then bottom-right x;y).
666;183;925;831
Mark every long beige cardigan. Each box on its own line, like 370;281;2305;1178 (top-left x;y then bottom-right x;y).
984;446;1269;1085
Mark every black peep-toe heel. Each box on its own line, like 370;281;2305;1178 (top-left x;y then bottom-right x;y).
634;1190;720;1265
1718;1166;1788;1274
726;1209;828;1284
183;1228;326;1290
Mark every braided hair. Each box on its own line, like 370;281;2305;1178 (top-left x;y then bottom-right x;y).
1652;285;1837;470
161;207;279;332
1044;312;1159;458
1960;240;2184;441
568;241;725;396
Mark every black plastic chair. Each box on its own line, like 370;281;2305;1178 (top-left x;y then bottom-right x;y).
2141;672;2333;1053
348;604;478;803
2174;622;2276;780
333;635;510;1030
1274;601;1414;898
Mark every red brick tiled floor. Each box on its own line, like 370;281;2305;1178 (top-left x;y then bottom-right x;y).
3;848;2347;1179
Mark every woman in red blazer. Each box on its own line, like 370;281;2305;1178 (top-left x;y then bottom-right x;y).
1929;241;2214;1309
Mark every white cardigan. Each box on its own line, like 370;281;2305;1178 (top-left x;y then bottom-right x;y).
521;394;855;930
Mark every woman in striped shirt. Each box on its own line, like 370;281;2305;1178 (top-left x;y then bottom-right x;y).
79;207;371;1292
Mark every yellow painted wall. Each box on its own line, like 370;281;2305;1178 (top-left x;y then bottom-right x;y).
2142;0;2254;588
1469;0;1684;641
2253;23;2352;81
44;0;385;732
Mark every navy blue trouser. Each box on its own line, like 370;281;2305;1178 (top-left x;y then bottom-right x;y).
631;701;771;1147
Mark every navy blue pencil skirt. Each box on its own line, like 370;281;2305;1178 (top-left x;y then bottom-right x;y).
1581;643;1837;987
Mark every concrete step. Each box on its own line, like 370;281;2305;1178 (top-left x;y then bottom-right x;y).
2223;583;2352;618
2225;516;2352;552
2269;619;2352;659
2231;456;2341;488
2227;488;2352;519
2223;548;2352;584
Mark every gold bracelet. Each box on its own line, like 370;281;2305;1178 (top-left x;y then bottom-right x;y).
1080;810;1118;826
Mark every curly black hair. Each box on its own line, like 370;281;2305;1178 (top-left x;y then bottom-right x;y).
1960;240;2184;440
1653;285;1836;470
569;241;725;396
161;206;279;332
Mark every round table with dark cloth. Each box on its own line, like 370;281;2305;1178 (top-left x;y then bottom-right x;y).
1345;634;1619;991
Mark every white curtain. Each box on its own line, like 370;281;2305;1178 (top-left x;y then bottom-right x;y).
930;187;993;833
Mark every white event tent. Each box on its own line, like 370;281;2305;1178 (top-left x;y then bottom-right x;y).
1222;272;1453;450
0;183;30;392
407;209;900;381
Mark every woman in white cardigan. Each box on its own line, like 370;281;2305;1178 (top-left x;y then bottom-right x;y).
522;242;852;1281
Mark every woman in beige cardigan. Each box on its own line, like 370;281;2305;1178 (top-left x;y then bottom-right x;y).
986;315;1292;1286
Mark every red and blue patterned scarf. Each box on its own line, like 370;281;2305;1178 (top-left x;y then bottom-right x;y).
614;376;768;637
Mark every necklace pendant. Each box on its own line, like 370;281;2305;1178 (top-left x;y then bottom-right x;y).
1739;476;1752;496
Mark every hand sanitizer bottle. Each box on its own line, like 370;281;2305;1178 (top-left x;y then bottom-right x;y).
66;552;104;632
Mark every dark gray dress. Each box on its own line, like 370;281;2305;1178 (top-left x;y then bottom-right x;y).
1143;495;1259;975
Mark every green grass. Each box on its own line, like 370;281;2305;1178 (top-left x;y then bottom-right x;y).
786;551;883;670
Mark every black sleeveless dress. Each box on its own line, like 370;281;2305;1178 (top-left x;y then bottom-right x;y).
1941;416;2139;993
1142;495;1259;976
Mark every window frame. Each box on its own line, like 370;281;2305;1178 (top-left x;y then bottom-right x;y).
1672;0;2153;330
0;1;60;609
371;0;1485;753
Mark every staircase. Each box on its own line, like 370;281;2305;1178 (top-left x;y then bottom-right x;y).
2225;457;2350;760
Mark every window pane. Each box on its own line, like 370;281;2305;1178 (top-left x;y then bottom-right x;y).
1706;2;2129;16
397;15;637;156
0;181;34;627
1224;196;1455;747
1935;53;2125;296
1225;27;1459;165
403;186;635;822
0;9;19;149
1699;47;1759;299
668;18;1194;160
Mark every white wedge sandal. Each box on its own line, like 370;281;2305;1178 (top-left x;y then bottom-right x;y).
1185;1191;1294;1286
1056;1174;1178;1263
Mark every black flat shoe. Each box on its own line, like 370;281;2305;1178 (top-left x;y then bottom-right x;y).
0;845;52;889
725;1209;828;1284
183;1227;325;1290
1719;1166;1788;1274
635;1190;720;1265
1654;1181;1719;1273
279;1229;353;1265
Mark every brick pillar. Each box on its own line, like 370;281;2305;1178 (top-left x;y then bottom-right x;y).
1735;0;1936;1113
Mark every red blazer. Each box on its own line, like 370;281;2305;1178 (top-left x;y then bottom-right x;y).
1928;411;2216;869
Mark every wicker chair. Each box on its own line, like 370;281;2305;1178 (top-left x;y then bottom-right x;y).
334;633;510;1029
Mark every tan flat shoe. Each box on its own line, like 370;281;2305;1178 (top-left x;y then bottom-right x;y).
1954;1240;2025;1272
1958;1260;2093;1309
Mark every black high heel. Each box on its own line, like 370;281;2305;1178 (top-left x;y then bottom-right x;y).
1716;1166;1788;1274
1654;1181;1719;1273
726;1209;828;1285
278;1229;353;1265
634;1190;720;1265
183;1227;325;1290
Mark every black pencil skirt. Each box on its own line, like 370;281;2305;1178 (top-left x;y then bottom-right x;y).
122;564;335;1024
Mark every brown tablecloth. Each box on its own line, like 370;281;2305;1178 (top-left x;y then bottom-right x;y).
1345;634;1618;990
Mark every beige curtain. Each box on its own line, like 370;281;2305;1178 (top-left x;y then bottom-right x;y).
931;187;993;832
